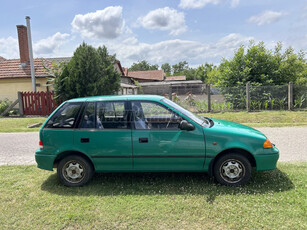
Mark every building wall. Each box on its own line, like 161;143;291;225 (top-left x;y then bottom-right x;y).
121;77;134;85
141;84;203;95
0;78;50;101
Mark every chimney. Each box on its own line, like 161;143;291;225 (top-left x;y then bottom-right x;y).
16;25;29;64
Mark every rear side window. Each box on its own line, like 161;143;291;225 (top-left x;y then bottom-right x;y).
45;102;82;128
80;102;96;129
96;101;129;129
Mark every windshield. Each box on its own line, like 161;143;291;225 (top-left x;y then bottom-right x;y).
162;98;212;128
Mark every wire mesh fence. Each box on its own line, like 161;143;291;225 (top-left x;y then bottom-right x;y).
249;85;289;111
137;82;307;112
293;84;307;109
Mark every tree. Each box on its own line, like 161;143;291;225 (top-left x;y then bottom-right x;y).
170;61;198;80
129;60;159;71
217;41;307;87
183;67;196;80
215;41;307;109
161;63;171;76
195;63;217;83
172;61;188;75
54;42;121;102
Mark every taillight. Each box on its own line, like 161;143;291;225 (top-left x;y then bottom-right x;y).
39;140;43;149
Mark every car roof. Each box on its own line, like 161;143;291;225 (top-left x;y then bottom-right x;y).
67;95;165;103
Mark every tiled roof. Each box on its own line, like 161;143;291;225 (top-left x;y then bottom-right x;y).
165;76;186;81
0;56;124;80
0;57;70;79
0;56;6;63
127;70;164;81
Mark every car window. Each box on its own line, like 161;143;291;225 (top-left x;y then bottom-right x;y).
96;101;128;129
132;101;182;130
80;102;96;129
162;98;211;127
45;102;81;128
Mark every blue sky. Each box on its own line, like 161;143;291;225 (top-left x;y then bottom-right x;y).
0;0;306;67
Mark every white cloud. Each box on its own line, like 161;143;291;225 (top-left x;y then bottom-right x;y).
215;33;249;49
179;0;220;9
248;10;287;26
178;0;239;9
71;6;124;39
34;32;70;56
230;0;240;8
138;7;187;36
0;37;19;59
104;33;253;66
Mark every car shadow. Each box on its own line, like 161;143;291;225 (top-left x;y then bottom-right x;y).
41;168;294;204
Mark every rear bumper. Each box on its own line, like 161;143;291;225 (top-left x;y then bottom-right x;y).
35;149;56;171
255;146;279;171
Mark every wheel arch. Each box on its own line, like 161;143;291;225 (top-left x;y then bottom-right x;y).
53;151;95;170
208;148;256;176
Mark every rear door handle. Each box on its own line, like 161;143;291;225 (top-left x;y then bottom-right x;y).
81;138;90;143
139;137;148;143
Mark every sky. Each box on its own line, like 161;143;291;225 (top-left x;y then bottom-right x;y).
0;0;306;68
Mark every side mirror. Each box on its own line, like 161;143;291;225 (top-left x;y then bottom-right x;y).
179;120;195;131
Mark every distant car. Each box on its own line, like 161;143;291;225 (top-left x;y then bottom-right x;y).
35;95;279;187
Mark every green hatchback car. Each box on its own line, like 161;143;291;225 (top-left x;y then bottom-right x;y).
35;95;279;187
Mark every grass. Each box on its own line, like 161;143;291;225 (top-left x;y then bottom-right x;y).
0;117;47;132
0;163;306;229
0;111;306;132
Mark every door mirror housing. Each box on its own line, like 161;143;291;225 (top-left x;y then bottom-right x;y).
179;120;195;131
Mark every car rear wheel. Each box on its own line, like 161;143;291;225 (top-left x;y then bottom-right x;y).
213;153;251;186
57;155;94;187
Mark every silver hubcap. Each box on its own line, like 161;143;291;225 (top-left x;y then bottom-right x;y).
63;161;85;183
220;159;245;183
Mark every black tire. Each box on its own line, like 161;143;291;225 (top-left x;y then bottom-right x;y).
213;153;251;186
57;155;94;187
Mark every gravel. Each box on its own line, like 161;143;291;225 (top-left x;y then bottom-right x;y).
257;127;307;162
0;127;306;165
0;132;38;165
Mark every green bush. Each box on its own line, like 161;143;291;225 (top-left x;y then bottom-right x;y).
0;99;12;116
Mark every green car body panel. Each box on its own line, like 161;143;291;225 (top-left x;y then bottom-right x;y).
35;95;279;174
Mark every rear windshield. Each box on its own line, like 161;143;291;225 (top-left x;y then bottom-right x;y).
45;102;82;128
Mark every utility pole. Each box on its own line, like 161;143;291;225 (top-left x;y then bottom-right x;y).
26;16;36;92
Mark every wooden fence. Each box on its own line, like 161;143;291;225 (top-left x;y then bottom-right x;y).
20;91;59;115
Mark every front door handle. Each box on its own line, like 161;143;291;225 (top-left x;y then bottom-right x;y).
81;138;90;143
139;137;148;143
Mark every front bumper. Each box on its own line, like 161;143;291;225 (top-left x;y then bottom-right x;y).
255;146;279;171
35;149;56;171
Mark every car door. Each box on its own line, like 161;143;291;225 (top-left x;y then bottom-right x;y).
43;102;82;156
74;100;133;171
131;100;206;171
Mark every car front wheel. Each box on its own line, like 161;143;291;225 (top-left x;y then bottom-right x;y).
57;155;94;187
213;153;251;186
